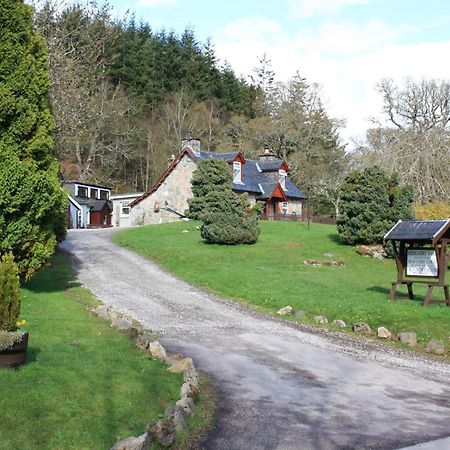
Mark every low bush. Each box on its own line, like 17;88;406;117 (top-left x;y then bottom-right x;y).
414;202;450;219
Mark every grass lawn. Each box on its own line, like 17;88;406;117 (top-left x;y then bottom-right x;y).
0;253;184;450
114;221;450;355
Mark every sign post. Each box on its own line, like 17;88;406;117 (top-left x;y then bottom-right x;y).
384;219;450;307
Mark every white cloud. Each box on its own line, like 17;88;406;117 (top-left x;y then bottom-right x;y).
288;0;374;19
213;15;450;148
295;19;415;55
138;0;178;7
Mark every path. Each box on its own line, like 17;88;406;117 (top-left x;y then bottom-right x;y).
60;229;450;450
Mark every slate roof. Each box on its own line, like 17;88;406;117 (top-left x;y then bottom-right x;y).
384;219;450;243
197;152;307;200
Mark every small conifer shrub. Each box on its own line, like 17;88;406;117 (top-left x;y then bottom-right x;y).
0;253;21;332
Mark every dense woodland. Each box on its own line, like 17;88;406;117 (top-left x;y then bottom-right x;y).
30;1;449;211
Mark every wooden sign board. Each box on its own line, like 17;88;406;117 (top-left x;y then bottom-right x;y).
406;249;438;277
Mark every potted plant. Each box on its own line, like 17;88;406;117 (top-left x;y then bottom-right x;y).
0;253;28;369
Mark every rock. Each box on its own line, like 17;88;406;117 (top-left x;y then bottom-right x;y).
135;334;152;350
352;322;372;334
398;332;417;347
183;367;199;387
111;316;133;333
314;315;328;324
147;419;175;448
176;396;195;415
110;433;150;450
182;229;189;233
295;310;306;318
355;244;386;259
277;306;294;316
149;341;167;360
332;319;346;328
165;404;188;431
95;305;110;320
180;382;194;399
425;339;445;355
377;327;391;339
168;357;194;373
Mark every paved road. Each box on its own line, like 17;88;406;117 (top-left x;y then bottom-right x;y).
60;229;450;450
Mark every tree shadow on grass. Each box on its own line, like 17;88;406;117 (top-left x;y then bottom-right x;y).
23;250;81;294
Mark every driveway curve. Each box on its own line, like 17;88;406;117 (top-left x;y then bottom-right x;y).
60;229;450;450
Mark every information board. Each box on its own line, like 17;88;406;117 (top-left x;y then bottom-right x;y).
406;249;438;277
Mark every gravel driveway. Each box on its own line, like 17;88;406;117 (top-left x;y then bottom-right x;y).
60;229;450;450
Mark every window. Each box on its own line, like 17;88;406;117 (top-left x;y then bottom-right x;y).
282;202;288;215
120;201;130;217
100;190;109;200
90;189;98;199
278;170;287;190
233;161;242;183
77;186;88;198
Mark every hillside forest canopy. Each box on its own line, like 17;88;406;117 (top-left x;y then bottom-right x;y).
30;0;449;212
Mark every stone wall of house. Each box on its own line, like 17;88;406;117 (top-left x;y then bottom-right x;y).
288;199;303;216
130;155;197;226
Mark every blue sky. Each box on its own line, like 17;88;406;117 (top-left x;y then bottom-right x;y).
59;0;450;145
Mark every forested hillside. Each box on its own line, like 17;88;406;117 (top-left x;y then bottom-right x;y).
30;0;345;212
30;1;449;209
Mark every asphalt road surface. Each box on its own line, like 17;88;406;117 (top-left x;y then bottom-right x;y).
60;229;450;450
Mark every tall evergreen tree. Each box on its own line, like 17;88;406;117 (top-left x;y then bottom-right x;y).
0;0;66;278
337;167;414;245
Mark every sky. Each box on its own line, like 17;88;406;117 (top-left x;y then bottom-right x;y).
64;0;450;147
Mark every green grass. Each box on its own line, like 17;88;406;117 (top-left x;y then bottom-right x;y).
0;253;184;450
114;221;450;354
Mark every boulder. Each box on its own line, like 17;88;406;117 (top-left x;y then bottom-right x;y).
277;306;294;316
332;319;346;328
149;341;167;360
183;367;199;387
95;305;110;320
314;315;328;324
377;327;391;339
352;322;372;334
295;310;306;318
165;404;188;432
110;433;150;450
355;244;386;259
147;419;175;448
168;357;194;373
180;382;194;399
111;316;133;333
176;396;195;415
398;332;417;347
425;339;445;355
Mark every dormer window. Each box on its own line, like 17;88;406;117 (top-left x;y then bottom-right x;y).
278;170;287;190
233;161;242;183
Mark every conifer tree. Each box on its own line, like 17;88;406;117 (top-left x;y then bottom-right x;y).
0;0;66;278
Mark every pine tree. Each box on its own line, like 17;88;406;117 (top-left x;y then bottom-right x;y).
187;159;261;245
0;0;66;278
337;167;414;245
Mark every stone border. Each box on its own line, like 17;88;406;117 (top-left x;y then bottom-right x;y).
91;305;200;449
276;306;446;356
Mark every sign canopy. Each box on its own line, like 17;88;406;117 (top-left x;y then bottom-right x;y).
384;219;450;244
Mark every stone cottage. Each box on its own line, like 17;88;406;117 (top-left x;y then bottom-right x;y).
129;138;307;226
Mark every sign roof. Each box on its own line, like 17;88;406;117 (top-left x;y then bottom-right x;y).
384;219;450;242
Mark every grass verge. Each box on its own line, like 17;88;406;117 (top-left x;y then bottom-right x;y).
114;221;450;355
0;252;185;450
